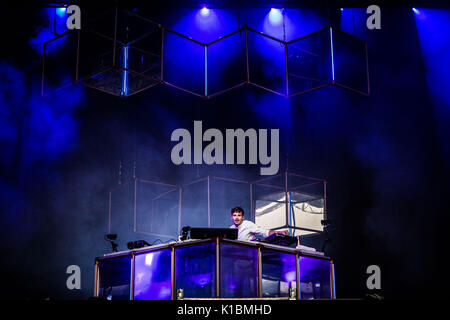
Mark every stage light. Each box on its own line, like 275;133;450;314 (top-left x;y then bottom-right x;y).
56;7;66;17
200;6;210;17
340;8;344;11
105;234;118;252
269;8;283;25
179;226;191;241
412;8;420;14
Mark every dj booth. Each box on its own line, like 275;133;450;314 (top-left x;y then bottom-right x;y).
94;237;336;300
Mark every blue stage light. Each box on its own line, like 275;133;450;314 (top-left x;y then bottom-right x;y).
56;7;66;17
200;6;210;17
412;8;420;14
269;8;283;25
340;8;344;12
121;46;129;96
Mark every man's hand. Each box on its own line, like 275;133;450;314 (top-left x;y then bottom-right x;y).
269;230;289;236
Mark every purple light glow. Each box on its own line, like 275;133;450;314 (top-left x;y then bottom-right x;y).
284;270;297;283
134;250;172;300
191;273;212;287
145;252;154;266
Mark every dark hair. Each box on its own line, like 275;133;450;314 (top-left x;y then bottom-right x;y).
231;206;244;215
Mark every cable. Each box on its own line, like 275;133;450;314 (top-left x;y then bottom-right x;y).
151;239;163;245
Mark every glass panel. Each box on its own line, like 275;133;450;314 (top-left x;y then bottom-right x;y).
134;249;172;300
220;243;258;298
288;28;332;95
163;30;205;96
253;173;325;236
175;242;216;298
299;256;331;299
79;31;115;79
255;192;287;231
291;195;324;236
207;31;247;95
332;29;368;93
210;178;251;228
261;249;296;297
43;32;78;95
98;256;131;300
248;29;286;94
136;181;180;237
180;179;209;228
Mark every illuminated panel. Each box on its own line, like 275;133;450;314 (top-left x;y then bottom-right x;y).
261;249;297;297
299;256;332;299
98;256;132;300
220;242;258;298
175;242;216;298
134;249;172;300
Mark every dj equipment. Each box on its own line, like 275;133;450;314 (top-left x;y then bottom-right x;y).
189;227;238;240
262;233;299;247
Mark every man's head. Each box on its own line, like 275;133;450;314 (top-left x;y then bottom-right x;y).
231;206;244;226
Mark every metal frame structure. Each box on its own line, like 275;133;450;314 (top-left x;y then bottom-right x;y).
182;175;251;227
108;177;182;240
106;171;326;242
42;7;370;98
94;237;336;300
251;171;327;236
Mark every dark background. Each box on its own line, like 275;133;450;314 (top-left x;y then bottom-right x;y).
0;1;449;300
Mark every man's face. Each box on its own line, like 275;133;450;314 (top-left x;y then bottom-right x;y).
231;211;244;226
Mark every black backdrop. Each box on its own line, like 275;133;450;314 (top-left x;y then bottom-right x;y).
0;3;449;300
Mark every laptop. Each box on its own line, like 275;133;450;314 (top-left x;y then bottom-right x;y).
189;227;238;240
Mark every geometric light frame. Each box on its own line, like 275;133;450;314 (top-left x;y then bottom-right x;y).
42;7;370;99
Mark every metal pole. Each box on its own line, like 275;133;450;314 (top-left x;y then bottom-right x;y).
161;27;165;81
258;246;262;297
365;41;371;95
112;7;118;67
108;191;112;234
285;43;289;97
76;30;80;82
216;237;220;298
178;187;182;236
171;245;175;300
94;260;99;297
205;45;208;97
245;25;250;83
285;171;289;234
330;26;335;84
330;260;336;299
324;180;327;220
133;178;137;232
250;183;253;221
42;43;46;96
296;253;300;300
207;175;211;227
130;253;135;300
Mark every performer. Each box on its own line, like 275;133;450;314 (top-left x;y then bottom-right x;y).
229;206;288;241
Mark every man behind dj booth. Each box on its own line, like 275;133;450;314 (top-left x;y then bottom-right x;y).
229;206;288;241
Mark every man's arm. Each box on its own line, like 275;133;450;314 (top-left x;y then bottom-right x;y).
247;221;288;238
268;230;290;236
